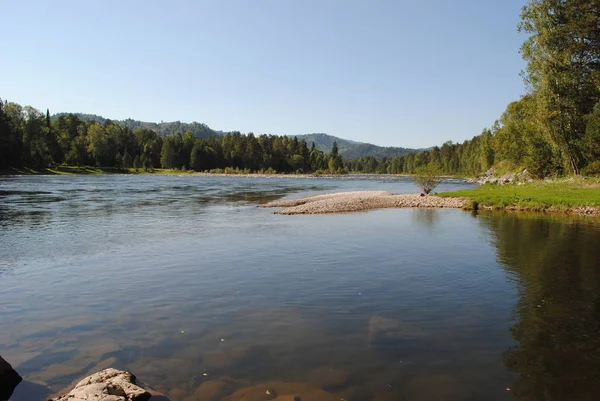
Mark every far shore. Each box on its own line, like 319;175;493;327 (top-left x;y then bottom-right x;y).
0;165;467;180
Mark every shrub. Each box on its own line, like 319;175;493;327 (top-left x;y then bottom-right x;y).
583;161;600;176
413;167;442;195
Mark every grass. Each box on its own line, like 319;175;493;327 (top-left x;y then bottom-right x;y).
438;178;600;211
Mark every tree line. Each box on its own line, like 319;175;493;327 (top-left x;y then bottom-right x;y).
0;103;344;174
348;0;600;178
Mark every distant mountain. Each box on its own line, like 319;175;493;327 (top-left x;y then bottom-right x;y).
52;113;220;139
294;133;418;159
52;114;417;159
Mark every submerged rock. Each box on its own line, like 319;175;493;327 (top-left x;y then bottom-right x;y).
0;355;23;400
185;379;231;401
368;316;428;346
50;368;152;401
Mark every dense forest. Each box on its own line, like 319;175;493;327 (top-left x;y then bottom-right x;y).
51;113;221;139
0;104;344;174
1;0;598;177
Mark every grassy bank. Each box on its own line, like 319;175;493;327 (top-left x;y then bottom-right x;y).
438;178;600;213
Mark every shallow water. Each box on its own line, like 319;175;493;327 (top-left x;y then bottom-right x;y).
1;175;599;401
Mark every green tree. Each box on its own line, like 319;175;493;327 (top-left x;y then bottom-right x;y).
114;152;123;170
160;134;182;169
133;154;142;170
122;149;132;169
519;0;600;174
86;124;111;166
413;166;442;194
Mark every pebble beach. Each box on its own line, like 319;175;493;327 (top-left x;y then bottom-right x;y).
261;191;469;215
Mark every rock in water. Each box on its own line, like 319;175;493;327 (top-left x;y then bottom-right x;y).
0;355;23;400
367;316;428;347
50;368;152;401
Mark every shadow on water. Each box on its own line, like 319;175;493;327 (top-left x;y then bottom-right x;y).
9;381;50;401
481;213;600;401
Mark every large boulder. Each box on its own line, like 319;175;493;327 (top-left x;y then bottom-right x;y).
50;369;152;401
0;355;23;400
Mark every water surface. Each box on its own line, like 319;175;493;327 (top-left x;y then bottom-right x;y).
1;175;599;401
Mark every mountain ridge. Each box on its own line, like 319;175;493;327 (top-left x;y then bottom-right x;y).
292;133;417;159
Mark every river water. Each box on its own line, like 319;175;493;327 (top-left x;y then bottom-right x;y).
1;175;599;401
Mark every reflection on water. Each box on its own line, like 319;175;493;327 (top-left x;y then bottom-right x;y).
410;208;440;228
482;214;600;401
1;175;599;401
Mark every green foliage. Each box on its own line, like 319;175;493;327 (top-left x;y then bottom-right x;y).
0;99;341;174
519;0;600;174
582;161;600;177
52;113;217;139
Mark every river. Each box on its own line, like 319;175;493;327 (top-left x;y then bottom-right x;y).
1;174;599;401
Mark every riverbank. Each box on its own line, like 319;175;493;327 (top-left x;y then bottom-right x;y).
261;191;468;214
0;166;333;178
438;178;600;216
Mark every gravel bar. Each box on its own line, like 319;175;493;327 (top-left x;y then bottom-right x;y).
260;191;469;215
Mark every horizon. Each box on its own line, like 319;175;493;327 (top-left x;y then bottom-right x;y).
3;0;527;148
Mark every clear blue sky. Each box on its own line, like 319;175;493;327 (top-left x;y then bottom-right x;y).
2;0;527;148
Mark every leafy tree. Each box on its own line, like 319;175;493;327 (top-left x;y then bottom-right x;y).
133;155;142;170
519;0;600;174
413;166;442;194
122;150;132;169
114;152;123;170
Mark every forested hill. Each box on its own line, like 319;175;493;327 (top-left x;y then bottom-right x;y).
293;133;418;158
53;114;418;159
52;113;220;139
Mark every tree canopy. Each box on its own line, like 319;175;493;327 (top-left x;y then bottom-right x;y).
0;102;343;174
